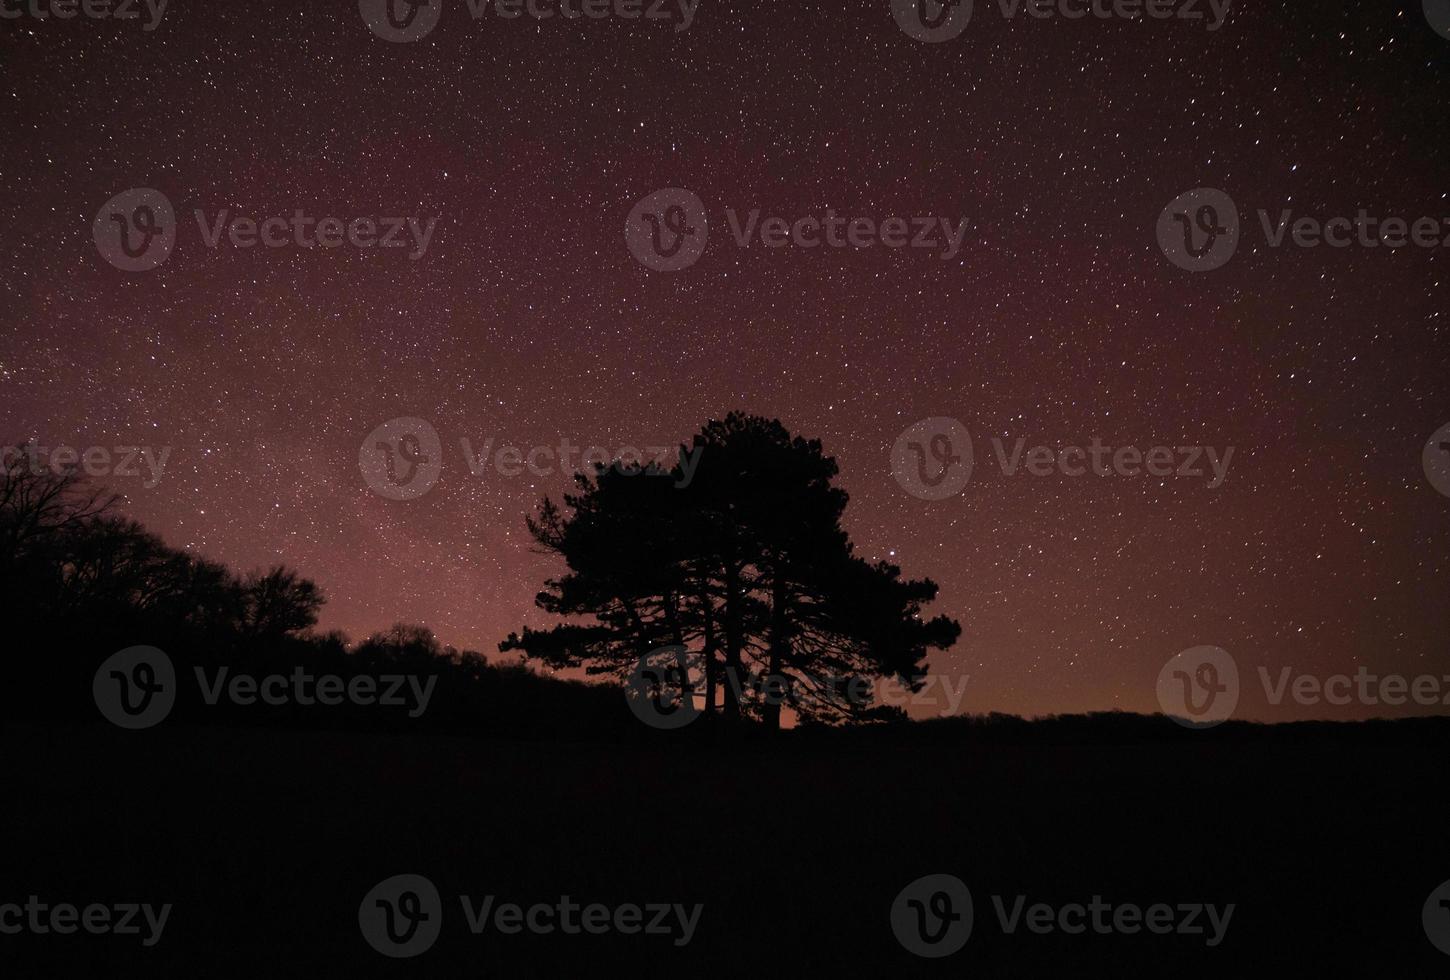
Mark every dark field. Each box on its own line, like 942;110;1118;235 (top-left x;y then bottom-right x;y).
6;715;1448;977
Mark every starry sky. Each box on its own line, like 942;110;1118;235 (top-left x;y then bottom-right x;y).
2;0;1447;721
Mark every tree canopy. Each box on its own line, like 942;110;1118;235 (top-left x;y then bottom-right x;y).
501;413;961;727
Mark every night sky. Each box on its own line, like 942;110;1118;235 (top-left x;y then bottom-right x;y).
2;0;1447;721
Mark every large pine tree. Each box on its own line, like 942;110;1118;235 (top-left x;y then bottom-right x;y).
500;413;961;728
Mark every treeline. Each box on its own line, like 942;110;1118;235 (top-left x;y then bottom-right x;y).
3;415;966;738
0;444;626;737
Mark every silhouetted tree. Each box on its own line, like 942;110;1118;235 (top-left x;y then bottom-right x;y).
1;442;118;603
355;622;444;669
3;440;325;668
239;565;325;639
501;413;961;728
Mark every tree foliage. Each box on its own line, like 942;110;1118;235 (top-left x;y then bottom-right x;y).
501;414;961;727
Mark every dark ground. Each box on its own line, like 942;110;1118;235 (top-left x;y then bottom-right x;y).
4;715;1448;977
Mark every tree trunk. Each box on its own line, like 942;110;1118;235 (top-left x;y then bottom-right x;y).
696;577;717;715
721;561;743;722
762;567;789;730
660;591;694;709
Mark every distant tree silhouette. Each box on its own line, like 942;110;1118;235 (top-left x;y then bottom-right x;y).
355;622;447;668
3;443;324;714
1;443;329;644
239;566;325;639
1;443;118;605
0;441;658;738
501;413;961;728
